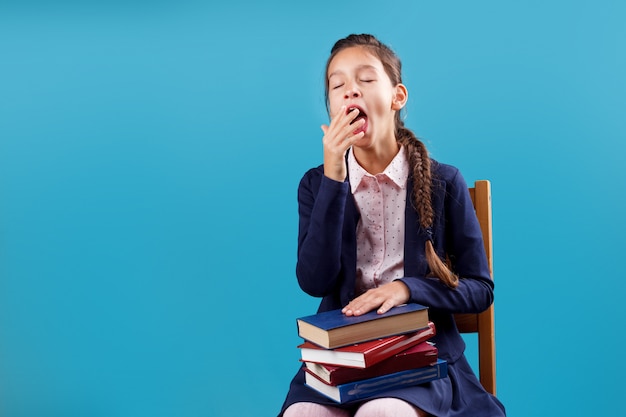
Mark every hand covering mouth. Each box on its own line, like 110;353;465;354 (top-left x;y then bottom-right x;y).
347;105;368;135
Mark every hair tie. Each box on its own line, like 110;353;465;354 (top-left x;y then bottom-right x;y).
425;227;434;243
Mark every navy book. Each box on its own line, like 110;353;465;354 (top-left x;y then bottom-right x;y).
296;303;429;349
304;359;448;403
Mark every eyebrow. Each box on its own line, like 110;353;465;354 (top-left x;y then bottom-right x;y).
328;64;379;80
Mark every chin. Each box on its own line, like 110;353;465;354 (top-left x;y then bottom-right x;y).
352;137;375;150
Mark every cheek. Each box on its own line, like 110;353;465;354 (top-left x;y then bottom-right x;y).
371;94;394;114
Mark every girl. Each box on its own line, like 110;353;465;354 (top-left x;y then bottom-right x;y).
278;34;506;417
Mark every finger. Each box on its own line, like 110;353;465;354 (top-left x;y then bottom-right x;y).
342;296;376;317
343;107;361;128
324;107;362;147
377;299;396;315
342;300;359;316
329;105;347;122
329;105;359;129
342;119;365;138
326;118;364;148
349;301;375;316
321;125;328;134
325;119;364;153
343;306;366;317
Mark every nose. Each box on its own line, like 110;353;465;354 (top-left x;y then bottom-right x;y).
343;83;361;99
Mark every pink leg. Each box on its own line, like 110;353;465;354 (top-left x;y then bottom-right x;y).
283;402;352;417
354;398;429;417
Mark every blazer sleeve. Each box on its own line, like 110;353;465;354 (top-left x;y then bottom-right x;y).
398;168;495;314
295;169;349;297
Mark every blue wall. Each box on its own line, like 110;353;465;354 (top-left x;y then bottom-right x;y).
1;1;625;416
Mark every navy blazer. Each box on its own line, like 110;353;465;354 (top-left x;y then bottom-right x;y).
294;159;494;365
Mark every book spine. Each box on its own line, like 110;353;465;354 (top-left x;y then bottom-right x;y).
328;353;438;385
362;326;436;367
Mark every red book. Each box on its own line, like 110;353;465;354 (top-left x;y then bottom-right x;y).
298;322;435;369
304;341;439;386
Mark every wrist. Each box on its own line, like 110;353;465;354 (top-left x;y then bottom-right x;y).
323;161;347;182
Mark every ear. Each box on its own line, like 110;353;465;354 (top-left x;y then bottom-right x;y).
391;83;408;110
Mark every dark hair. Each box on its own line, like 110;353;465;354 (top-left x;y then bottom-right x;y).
326;34;458;289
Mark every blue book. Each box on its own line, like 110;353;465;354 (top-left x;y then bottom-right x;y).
296;303;429;349
304;359;448;403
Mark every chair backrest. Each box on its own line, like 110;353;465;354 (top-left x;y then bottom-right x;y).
454;180;496;395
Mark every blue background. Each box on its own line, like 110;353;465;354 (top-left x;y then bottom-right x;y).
1;1;625;416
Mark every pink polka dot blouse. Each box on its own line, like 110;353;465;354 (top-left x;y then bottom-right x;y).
347;146;409;296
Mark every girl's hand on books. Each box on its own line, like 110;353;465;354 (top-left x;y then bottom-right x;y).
321;106;365;182
342;281;410;317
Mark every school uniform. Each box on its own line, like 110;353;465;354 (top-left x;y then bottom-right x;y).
278;158;506;417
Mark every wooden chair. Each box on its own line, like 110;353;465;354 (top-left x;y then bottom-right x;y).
454;180;496;395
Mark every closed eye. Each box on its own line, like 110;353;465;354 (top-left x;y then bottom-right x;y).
331;83;344;90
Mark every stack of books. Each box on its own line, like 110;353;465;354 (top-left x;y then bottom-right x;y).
295;303;447;403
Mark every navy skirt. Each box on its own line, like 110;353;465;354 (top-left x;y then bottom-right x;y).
278;354;505;416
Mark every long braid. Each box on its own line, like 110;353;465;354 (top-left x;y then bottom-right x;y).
397;123;459;289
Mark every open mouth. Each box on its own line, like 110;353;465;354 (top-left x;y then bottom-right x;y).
347;106;368;134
